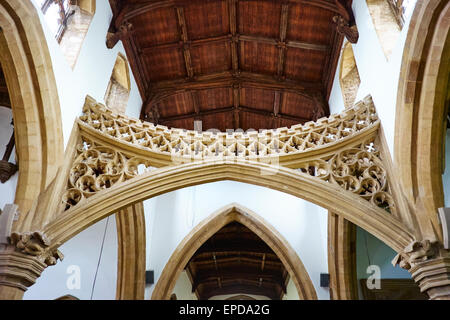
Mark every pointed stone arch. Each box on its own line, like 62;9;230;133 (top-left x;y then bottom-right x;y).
151;203;318;300
0;0;63;228
395;0;450;241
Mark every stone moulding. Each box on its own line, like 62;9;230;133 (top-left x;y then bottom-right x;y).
78;94;379;166
64;94;397;217
32;94;414;266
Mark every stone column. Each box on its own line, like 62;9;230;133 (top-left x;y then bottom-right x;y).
0;232;63;300
0;245;47;299
393;240;450;300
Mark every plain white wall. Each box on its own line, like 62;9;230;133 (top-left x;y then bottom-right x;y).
172;271;198;300
24;216;118;300
144;181;330;300
350;0;414;156
31;0;143;147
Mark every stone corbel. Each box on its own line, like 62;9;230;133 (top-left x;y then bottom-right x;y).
332;15;359;44
332;0;359;44
106;21;133;49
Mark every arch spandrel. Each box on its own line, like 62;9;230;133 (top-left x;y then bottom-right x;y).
16;94;416;267
151;203;317;300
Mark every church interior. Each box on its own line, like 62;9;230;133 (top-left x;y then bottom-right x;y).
0;0;449;300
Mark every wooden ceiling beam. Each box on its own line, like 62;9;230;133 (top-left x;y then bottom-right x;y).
192;274;285;293
199;283;280;300
228;0;239;72
239;105;310;124
150;71;322;94
195;242;275;255
192;255;283;266
140;33;327;56
233;84;240;130
176;7;194;78
143;71;322;116
112;0;344;29
277;3;289;78
158;105;311;125
160;106;234;122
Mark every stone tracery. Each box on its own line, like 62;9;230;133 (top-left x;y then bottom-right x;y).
63;95;396;216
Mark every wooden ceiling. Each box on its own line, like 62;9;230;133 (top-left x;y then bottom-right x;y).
108;0;356;131
185;222;289;300
0;65;11;108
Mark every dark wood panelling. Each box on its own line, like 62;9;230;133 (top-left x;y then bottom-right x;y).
186;222;289;300
109;0;354;131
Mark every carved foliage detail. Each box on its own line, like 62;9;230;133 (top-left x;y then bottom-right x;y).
392;240;441;270
295;138;395;214
62;137;154;211
8;231;64;267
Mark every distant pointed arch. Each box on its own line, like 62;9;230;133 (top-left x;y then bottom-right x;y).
151;203;318;300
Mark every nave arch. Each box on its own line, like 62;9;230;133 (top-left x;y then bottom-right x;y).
151;203;317;300
0;0;63;227
395;0;450;241
42;156;414;254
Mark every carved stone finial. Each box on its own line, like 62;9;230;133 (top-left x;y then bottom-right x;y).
332;15;359;44
8;231;63;267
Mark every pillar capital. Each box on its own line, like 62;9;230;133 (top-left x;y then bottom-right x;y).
393;240;450;299
0;231;63;299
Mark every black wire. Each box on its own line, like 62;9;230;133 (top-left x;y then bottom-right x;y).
363;231;372;267
90;216;110;300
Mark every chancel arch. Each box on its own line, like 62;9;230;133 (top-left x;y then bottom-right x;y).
34;95;416;259
151;203;318;300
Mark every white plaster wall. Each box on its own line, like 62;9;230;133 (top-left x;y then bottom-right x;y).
172;271;198;300
144;181;329;300
443;130;450;207
328;2;415;155
328;44;346;115
349;1;414;156
356;226;411;299
0;106;18;210
31;0;143;147
23;216;118;300
282;278;300;300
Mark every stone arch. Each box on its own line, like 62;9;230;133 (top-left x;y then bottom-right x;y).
104;53;131;113
339;42;360;108
394;0;450;240
151;203;318;300
43;159;414;255
0;0;63;229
